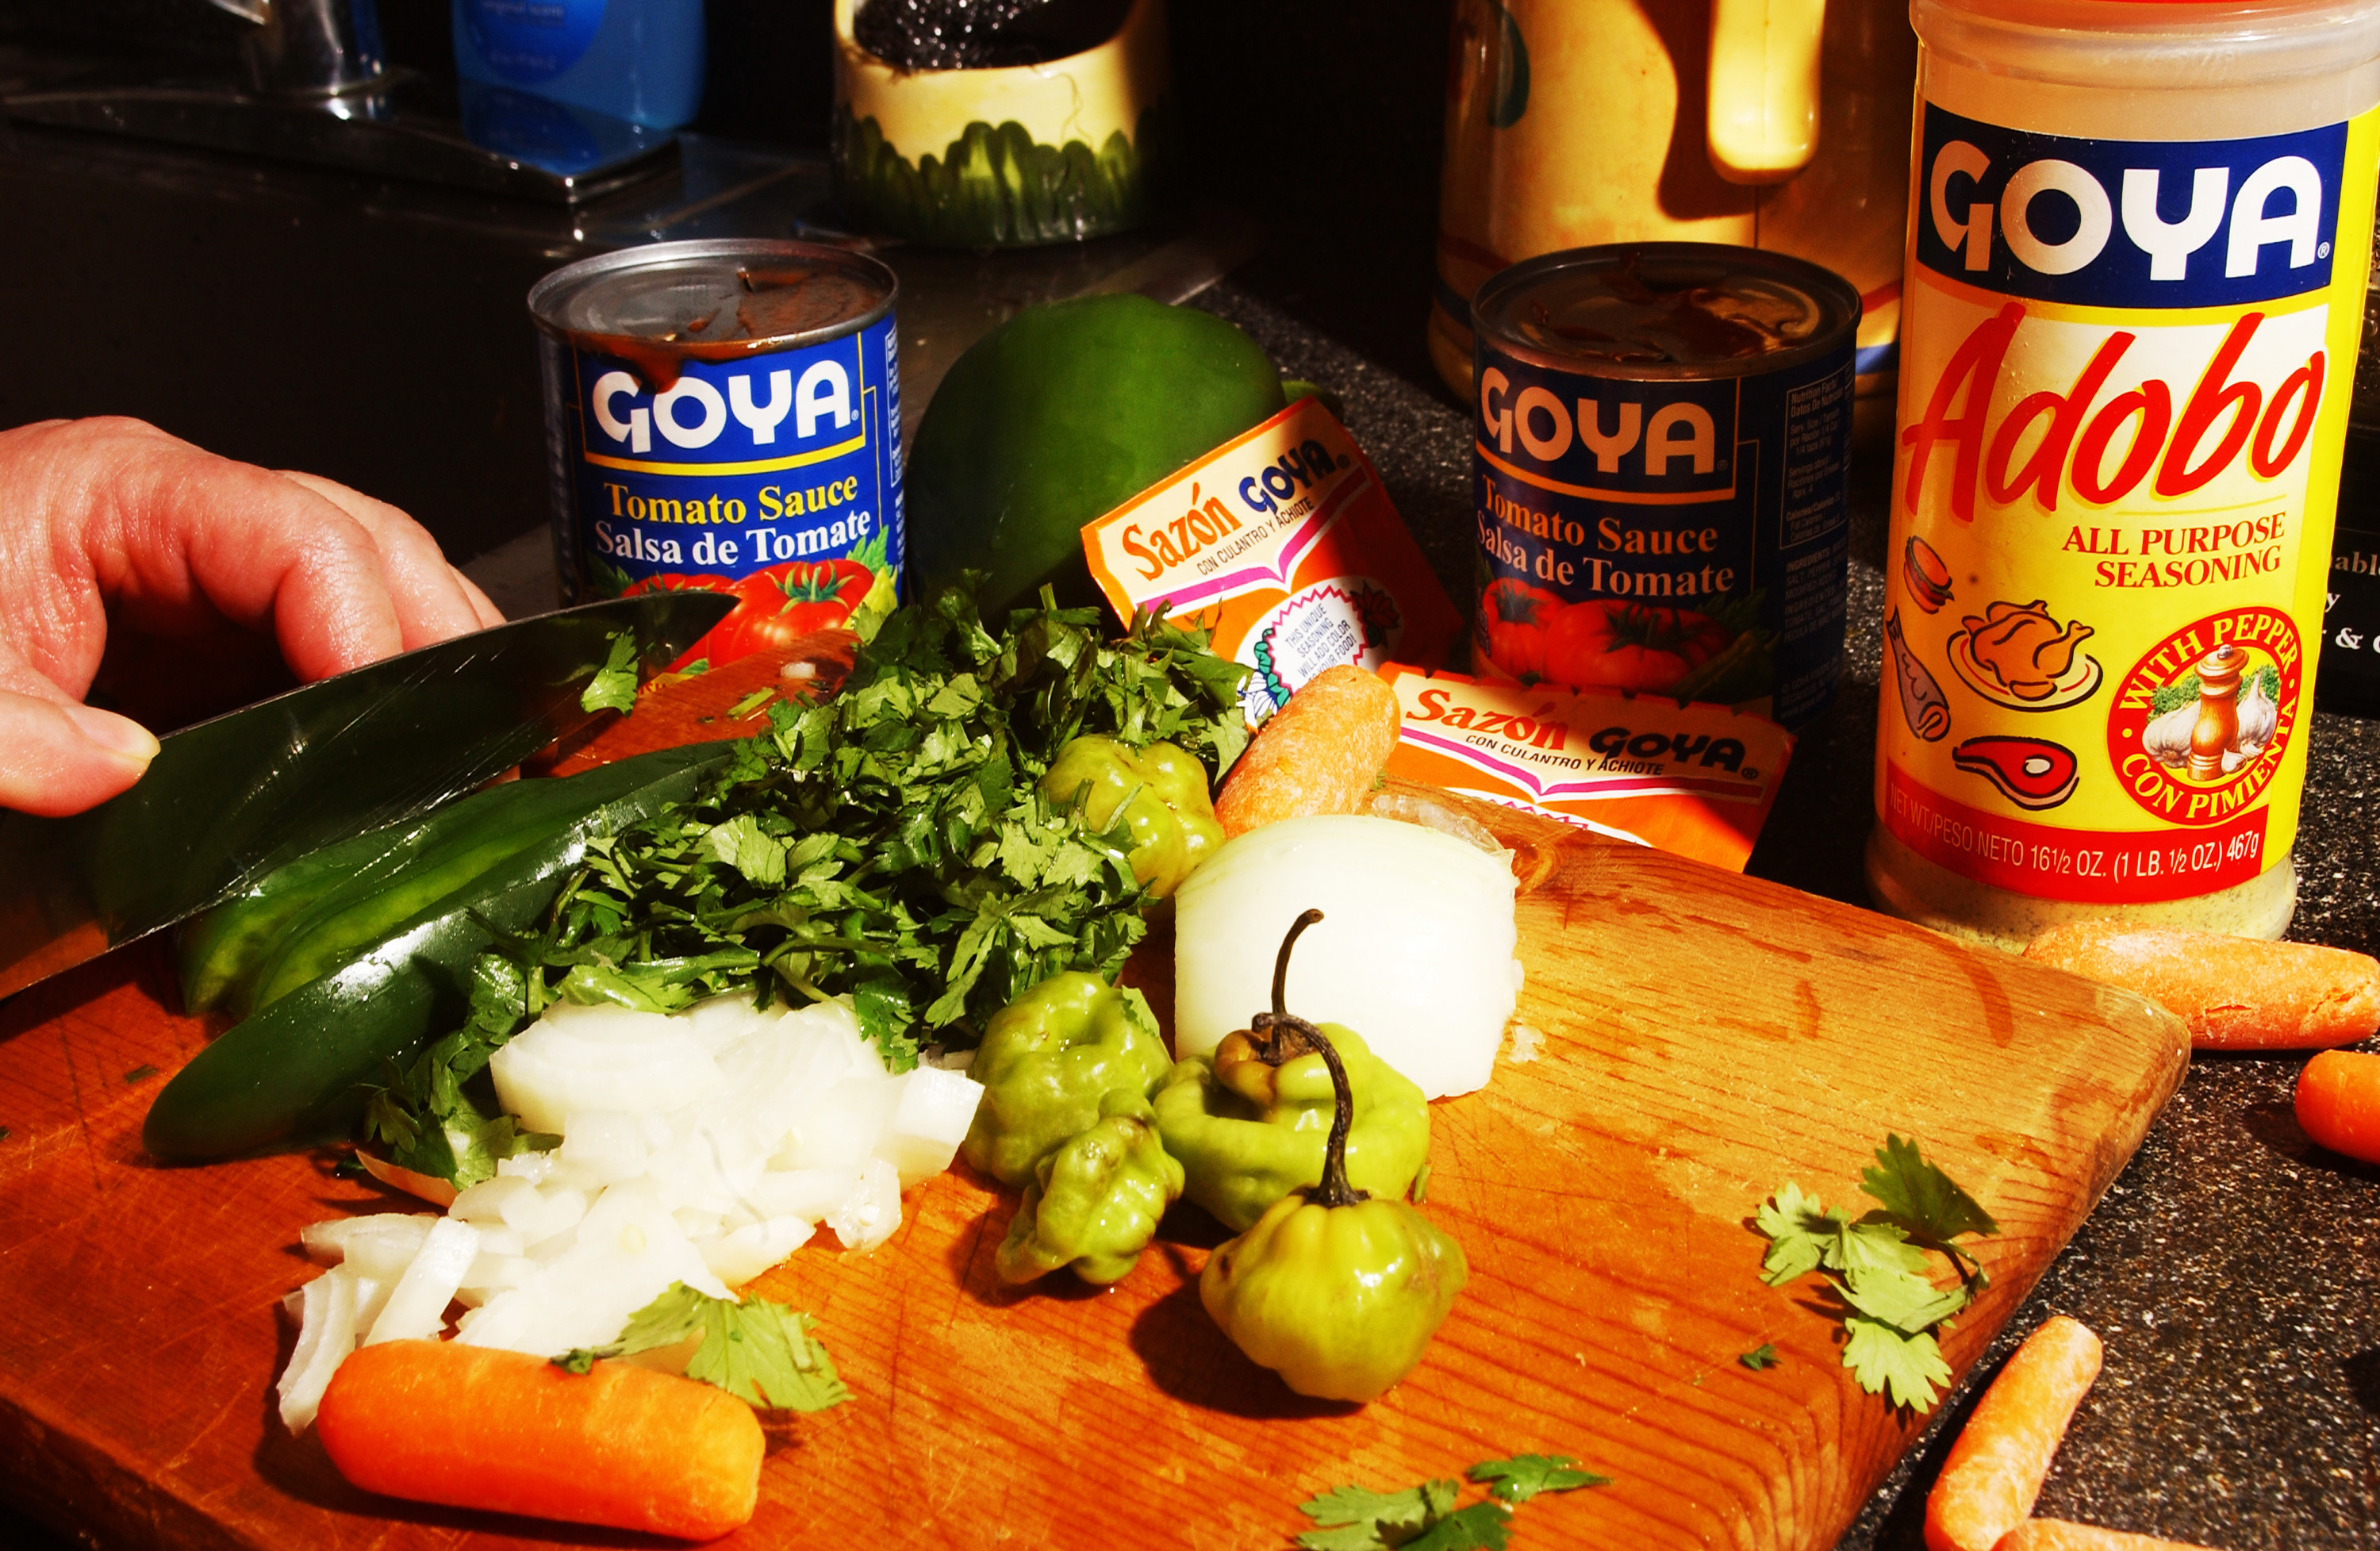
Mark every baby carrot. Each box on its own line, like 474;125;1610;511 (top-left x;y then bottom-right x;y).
316;1338;763;1541
1215;665;1403;838
1925;1315;2104;1551
2022;923;2380;1050
1996;1519;2223;1550
2295;1050;2380;1165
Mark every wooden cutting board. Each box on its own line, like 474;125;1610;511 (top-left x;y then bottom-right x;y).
0;647;2190;1551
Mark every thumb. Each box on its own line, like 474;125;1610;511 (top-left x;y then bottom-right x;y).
0;689;162;817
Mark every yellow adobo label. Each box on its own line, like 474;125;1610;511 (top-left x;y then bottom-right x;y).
1879;102;2376;902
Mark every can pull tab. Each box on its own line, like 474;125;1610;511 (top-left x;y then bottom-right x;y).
1706;0;1826;186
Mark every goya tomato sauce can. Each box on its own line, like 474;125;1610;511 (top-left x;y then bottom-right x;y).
529;240;902;663
1470;244;1860;725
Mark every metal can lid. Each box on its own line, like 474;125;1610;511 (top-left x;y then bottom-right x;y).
527;239;898;353
1471;243;1860;382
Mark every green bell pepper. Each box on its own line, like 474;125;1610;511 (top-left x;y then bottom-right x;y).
994;1088;1184;1286
144;743;734;1161
181;747;738;1022
1154;1019;1429;1235
1197;910;1467;1402
958;970;1173;1188
1041;735;1223;899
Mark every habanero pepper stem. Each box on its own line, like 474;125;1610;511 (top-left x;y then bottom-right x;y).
1243;905;1366;1211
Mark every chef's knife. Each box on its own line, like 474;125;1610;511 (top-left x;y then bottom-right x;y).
0;590;734;1000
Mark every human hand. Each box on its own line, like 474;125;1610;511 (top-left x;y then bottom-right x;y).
0;417;505;817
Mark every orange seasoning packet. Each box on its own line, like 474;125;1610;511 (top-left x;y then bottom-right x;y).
1380;666;1795;871
1081;396;1462;723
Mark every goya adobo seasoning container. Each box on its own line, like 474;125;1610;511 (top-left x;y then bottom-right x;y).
1471;244;1860;725
1869;0;2380;949
530;240;902;663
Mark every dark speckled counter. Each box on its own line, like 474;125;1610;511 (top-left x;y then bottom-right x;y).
1190;278;2380;1551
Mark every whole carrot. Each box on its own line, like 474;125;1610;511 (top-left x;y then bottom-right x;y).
316;1339;763;1541
2022;923;2380;1050
2296;1050;2380;1165
1996;1519;2225;1550
1215;665;1402;838
1925;1315;2104;1551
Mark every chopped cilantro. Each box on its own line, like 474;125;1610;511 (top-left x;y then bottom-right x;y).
1753;1134;1995;1413
1296;1452;1607;1548
727;687;775;720
1402;1503;1513;1551
555;1282;849;1412
123;1064;159;1084
332;1154;368;1181
1466;1453;1611;1504
1297;1480;1459;1550
1739;1342;1780;1371
366;584;1250;1184
680;658;710;677
579;631;642;715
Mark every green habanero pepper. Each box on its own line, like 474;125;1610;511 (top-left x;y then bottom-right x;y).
1200;911;1468;1403
1152;920;1430;1233
1041;735;1223;899
995;1088;1185;1286
958;970;1174;1188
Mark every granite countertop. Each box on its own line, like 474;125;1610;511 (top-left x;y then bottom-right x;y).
1187;280;2380;1551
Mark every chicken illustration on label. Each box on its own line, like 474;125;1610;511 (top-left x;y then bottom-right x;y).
1884;609;1952;743
1952;735;2079;811
1949;598;2102;710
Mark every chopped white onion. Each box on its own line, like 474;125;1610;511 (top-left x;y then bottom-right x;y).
1173;814;1522;1100
363;1218;481;1345
288;992;985;1388
881;1065;987;1188
277;1268;360;1434
298;1211;435;1268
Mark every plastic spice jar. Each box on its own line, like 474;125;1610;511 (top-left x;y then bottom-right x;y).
1869;0;2380;948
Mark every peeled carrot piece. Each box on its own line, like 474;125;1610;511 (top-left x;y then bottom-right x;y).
2296;1050;2380;1165
2023;923;2380;1050
316;1339;763;1541
1995;1519;2224;1550
1215;665;1402;838
1925;1315;2104;1551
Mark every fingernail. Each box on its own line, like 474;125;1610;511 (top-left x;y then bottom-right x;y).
63;702;162;764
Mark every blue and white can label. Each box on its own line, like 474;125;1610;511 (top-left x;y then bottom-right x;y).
533;242;902;662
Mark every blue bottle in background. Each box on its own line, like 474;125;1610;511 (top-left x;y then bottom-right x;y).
453;0;706;131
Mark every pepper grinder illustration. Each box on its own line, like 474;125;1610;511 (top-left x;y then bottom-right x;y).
2188;643;2247;781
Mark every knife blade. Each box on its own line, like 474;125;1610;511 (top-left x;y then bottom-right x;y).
0;589;735;1000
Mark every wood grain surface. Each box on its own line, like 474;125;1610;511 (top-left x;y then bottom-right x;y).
0;647;2190;1551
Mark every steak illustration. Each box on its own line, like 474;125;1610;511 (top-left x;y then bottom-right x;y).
1952;735;2079;810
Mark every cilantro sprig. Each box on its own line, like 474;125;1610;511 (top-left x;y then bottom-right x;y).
554;1282;850;1413
1753;1134;1998;1412
579;631;642;715
1293;1453;1610;1549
